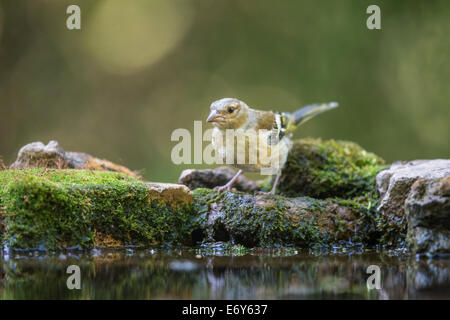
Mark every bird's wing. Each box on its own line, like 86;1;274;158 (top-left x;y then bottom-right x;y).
255;110;291;146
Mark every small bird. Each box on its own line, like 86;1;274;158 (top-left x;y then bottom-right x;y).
206;98;338;195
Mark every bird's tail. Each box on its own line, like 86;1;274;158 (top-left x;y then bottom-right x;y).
292;102;339;126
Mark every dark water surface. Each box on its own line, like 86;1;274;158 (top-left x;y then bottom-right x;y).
1;245;449;300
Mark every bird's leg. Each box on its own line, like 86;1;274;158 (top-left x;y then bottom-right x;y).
270;172;281;194
258;172;281;195
214;169;243;192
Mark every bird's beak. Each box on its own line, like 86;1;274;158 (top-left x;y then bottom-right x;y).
206;110;225;123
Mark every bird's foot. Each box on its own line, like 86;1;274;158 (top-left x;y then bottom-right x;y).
213;170;242;192
256;190;275;196
214;184;232;192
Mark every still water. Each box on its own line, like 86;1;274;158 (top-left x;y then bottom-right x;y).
1;244;449;300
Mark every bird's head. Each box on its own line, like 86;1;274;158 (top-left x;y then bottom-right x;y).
206;98;249;129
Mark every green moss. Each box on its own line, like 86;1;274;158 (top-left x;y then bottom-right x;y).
0;137;404;250
0;169;196;249
193;188;332;247
189;139;401;247
278;138;386;198
192;187;403;248
331;191;405;247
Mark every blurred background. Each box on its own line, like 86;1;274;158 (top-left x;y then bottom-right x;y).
0;0;449;182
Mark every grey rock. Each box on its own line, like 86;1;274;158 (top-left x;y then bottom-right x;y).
9;140;68;169
178;166;259;192
376;160;450;222
405;177;450;254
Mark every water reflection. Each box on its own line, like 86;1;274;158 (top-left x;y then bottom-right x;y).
0;247;449;300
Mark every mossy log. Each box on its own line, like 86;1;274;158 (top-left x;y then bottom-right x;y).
191;188;385;247
0;139;404;250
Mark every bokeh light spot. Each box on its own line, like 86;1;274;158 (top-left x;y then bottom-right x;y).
84;0;192;75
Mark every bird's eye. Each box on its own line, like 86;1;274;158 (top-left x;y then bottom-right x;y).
227;106;234;113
